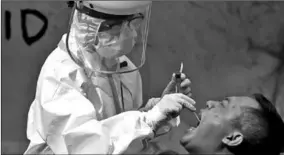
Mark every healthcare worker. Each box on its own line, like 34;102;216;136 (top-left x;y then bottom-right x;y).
24;1;195;154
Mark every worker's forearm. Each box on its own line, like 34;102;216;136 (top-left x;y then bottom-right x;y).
62;111;154;154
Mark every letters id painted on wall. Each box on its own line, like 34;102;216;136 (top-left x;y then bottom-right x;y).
5;9;48;46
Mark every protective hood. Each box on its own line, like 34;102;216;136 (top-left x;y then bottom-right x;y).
66;2;151;75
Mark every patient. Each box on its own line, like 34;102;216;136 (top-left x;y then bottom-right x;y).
180;93;284;155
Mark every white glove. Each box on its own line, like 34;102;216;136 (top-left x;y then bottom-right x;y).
139;98;160;112
140;73;192;112
145;93;196;132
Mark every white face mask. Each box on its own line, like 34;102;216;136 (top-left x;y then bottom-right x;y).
95;23;137;59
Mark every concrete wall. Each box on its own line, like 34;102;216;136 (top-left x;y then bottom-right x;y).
1;1;72;153
2;1;284;154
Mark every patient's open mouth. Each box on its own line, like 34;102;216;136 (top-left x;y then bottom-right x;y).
187;111;202;133
189;122;199;132
194;112;202;127
193;111;202;123
196;120;200;127
188;115;200;133
188;121;199;133
189;127;196;132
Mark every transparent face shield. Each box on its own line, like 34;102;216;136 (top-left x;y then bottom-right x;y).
66;2;151;75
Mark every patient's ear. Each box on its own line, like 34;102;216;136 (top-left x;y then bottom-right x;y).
222;131;243;147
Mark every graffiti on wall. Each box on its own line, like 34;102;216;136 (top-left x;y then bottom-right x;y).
4;9;48;46
188;1;284;112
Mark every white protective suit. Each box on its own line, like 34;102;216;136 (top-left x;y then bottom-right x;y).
24;34;166;154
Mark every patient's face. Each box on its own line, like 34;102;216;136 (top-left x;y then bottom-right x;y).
180;96;260;154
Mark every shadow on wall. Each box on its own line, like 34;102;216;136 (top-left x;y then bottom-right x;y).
1;1;284;154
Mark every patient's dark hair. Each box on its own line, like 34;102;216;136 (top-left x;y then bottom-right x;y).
229;93;284;155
